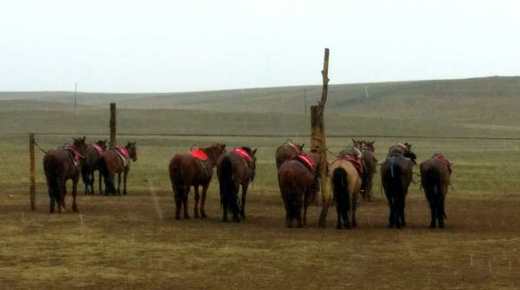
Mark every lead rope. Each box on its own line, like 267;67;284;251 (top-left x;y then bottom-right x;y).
33;139;49;154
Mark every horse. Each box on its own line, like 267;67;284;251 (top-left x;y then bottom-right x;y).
217;146;257;222
169;143;226;219
330;147;363;229
277;150;320;228
380;143;417;228
43;137;88;213
275;141;304;169
100;142;137;195
420;153;452;228
352;139;377;201
81;140;107;195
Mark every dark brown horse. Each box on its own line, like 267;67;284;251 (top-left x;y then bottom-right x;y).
217;147;257;222
380;143;417;228
43;137;88;213
278;150;320;228
275;141;304;169
352;139;377;201
100;142;137;195
420;153;452;228
81;140;107;195
169;143;226;219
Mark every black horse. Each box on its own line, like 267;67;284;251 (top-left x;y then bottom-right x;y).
380;143;417;228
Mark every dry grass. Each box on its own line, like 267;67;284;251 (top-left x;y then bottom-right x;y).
1;191;520;290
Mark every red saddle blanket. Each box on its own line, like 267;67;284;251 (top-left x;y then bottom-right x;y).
65;145;84;162
342;155;364;176
297;153;316;171
93;144;104;155
191;149;208;161
116;146;129;159
233;147;252;162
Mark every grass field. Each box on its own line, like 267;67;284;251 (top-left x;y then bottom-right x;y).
1;77;520;289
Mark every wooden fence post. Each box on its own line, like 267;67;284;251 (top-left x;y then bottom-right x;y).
311;48;331;228
110;103;116;147
29;133;36;211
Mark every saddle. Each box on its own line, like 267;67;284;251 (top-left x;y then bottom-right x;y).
64;145;83;167
191;148;211;178
115;146;129;167
296;153;316;172
341;154;364;177
92;144;105;155
191;148;208;161
233;147;253;162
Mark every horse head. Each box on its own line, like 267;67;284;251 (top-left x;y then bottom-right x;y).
126;142;138;162
72;136;88;157
96;139;108;150
205;143;226;164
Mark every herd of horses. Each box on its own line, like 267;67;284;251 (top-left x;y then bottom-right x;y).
42;137;452;229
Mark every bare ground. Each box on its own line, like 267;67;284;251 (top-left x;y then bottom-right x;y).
1;190;519;290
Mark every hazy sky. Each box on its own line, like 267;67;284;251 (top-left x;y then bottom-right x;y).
1;0;519;92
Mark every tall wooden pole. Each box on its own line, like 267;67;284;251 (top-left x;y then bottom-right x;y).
311;48;331;227
29;133;36;211
109;103;116;148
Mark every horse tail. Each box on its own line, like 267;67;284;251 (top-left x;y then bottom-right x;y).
98;156;115;194
389;156;396;178
332;167;350;213
43;153;61;203
219;156;239;215
169;156;185;200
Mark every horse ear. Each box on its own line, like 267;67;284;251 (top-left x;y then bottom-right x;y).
252;148;257;155
300;144;305;150
352;138;356;144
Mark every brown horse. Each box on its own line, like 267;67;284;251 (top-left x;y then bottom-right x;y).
217;147;257;222
169;143;226;219
275;141;304;169
43;137;88;213
381;143;417;228
420;153;452;228
81;140;107;195
330;150;363;229
278;150;320;228
100;142;137;195
352;139;377;201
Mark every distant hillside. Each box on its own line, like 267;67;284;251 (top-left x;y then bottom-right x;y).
1;76;519;137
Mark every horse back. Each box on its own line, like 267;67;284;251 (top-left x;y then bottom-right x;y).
420;159;450;194
278;160;314;190
102;150;125;174
329;159;362;194
275;144;298;169
43;149;78;179
170;153;211;186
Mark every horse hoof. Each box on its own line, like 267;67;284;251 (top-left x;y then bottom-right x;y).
201;213;208;219
336;224;342;230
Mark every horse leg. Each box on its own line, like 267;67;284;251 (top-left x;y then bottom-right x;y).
303;191;309;227
388;197;395;228
335;199;343;229
123;168;128;195
427;192;436;228
240;184;248;219
232;184;241;223
222;202;229;222
438;194;446;228
200;184;209;219
400;193;407;227
117;173;122;195
72;177;79;212
352;198;358;228
47;178;56;213
58;177;66;213
174;185;182;220
193;186;200;219
98;171;103;195
183;186;190;219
